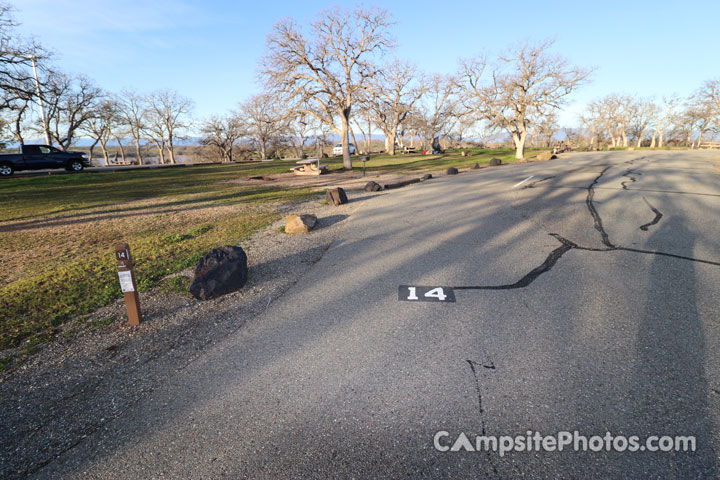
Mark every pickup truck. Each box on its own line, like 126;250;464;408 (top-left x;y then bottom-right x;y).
0;144;90;176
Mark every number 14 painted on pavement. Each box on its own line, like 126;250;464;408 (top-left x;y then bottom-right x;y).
398;285;456;302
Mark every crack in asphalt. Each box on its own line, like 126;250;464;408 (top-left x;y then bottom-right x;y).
466;359;500;476
454;164;720;290
585;166;616;248
639;196;663;231
620;166;644;190
466;359;494;435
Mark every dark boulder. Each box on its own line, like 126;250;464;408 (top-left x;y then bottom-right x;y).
471;163;480;169
489;158;502;166
364;181;382;192
446;167;459;175
421;174;432;181
326;187;348;205
189;246;248;300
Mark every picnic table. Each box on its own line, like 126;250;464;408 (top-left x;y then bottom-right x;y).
290;158;328;176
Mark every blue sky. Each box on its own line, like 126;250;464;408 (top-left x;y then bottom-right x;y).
13;0;720;128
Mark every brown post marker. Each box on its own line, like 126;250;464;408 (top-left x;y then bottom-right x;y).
115;243;142;326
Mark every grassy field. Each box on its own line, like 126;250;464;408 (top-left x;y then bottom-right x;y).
0;147;544;365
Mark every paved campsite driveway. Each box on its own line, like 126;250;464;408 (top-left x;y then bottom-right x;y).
38;151;720;478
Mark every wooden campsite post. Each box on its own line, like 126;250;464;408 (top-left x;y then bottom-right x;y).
115;243;143;326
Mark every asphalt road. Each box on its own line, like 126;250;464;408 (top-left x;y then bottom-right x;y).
36;151;720;478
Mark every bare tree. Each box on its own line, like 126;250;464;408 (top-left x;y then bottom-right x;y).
585;94;633;148
239;93;288;160
0;4;49;105
366;59;425;155
145;90;193;164
351;103;373;155
698;79;720;114
262;6;394;169
460;40;591;159
117;89;147;164
0;77;33;145
650;96;679;148
142;103;167;164
417;74;459;150
578;106;600;149
627;98;658;148
533;110;559;147
286;109;317;158
681;99;716;148
82;98;120;165
43;72;102;150
199;113;245;162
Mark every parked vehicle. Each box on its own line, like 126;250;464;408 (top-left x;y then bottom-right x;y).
0;144;90;176
332;143;355;156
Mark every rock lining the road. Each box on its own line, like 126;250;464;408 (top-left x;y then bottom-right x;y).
284;213;318;234
189;246;249;300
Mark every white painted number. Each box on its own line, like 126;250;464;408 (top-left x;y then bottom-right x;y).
424;287;447;301
399;285;455;303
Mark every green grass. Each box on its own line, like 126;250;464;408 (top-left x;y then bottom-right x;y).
0;161;323;222
0;162;324;352
0;211;284;350
351;147;547;173
158;276;192;296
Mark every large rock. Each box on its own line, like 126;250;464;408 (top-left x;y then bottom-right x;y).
489;158;502;166
536;151;557;161
446;167;459;175
326;187;348;206
285;214;317;234
189;246;248;300
364;181;382;192
421;174;432;181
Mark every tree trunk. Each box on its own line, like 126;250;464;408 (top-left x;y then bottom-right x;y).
117;139;126;163
13;115;24;145
636;137;642;148
341;111;352;170
513;131;527;159
260;140;267;160
167;138;175;164
154;140;166;164
134;136;143;165
658;132;664;148
99;141;109;166
350;128;360;156
650;130;657;148
88;139;99;163
386;129;397;155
